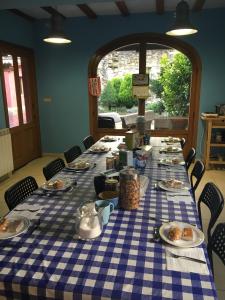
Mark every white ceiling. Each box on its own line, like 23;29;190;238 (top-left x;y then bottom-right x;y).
4;0;225;20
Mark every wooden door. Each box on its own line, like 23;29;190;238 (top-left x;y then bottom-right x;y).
0;42;41;169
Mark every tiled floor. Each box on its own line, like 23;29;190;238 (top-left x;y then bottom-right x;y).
0;155;225;299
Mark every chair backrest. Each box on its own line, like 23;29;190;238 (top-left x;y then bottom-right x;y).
207;222;225;276
180;138;186;149
43;158;65;181
83;135;95;150
64;145;82;163
190;160;205;192
98;116;115;128
4;176;38;210
185;147;196;170
198;182;224;241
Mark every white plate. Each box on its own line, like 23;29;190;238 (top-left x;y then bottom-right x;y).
42;178;71;191
159;222;204;248
67;161;91;171
159;158;185;166
162;138;181;143
0;216;30;240
101;137;116;142
160;147;182;153
158;180;190;193
89;147;109;153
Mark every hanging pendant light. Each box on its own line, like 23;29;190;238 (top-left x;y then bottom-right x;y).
166;0;198;36
43;12;72;44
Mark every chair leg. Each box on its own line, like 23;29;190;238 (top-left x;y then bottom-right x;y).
208;249;214;277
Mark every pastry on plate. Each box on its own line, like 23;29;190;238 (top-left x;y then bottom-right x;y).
164;179;183;189
53;179;64;189
70;160;88;169
168;226;182;241
46;179;64;189
182;227;193;241
0;218;9;232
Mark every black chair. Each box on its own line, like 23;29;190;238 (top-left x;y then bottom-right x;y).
98;116;115;128
180;138;186;149
64;145;82;164
4;176;38;210
197;182;224;241
83;135;95;150
190;160;205;195
43;158;65;181
207;222;225;276
185;147;196;170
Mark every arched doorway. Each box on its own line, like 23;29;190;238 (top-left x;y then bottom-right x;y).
88;33;201;156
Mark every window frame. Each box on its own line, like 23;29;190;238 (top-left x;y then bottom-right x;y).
88;33;201;152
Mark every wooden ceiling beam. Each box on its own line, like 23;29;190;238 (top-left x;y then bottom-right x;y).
156;0;164;15
192;0;206;11
41;6;65;19
77;4;97;19
9;9;35;22
115;1;130;17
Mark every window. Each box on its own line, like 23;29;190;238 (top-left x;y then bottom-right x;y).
88;33;201;153
1;52;32;128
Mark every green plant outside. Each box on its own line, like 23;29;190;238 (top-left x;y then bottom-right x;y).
100;74;137;110
150;52;192;116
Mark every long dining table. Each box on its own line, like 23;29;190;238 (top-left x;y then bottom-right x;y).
0;137;218;300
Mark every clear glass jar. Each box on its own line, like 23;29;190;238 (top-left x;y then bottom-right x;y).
136;115;146;135
119;167;140;210
106;156;114;170
76;202;103;240
105;178;119;192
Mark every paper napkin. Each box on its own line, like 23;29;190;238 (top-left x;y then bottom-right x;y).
9;204;42;220
165;246;209;275
166;192;193;204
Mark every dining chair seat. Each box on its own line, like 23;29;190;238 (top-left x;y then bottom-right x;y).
197;182;224;241
64;145;82;163
4;176;38;210
43;158;65;181
207;222;225;276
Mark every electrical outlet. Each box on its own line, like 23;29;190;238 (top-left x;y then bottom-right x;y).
44;97;52;102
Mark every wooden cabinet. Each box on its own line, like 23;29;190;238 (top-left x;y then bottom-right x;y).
201;116;225;169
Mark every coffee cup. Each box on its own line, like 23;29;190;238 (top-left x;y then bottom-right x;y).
95;200;114;225
98;190;119;209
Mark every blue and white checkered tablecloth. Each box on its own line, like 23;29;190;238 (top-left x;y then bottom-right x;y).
0;138;218;300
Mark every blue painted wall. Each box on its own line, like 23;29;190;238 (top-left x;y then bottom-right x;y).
1;9;225;157
0;10;34;128
34;8;225;155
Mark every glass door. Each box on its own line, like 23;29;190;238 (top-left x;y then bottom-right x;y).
0;42;41;169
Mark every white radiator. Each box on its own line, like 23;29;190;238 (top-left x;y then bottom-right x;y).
0;128;14;177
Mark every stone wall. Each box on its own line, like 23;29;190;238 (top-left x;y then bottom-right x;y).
98;48;176;87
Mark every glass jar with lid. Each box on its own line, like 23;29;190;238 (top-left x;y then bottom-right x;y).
105;178;119;192
106;156;114;170
119;167;140;210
